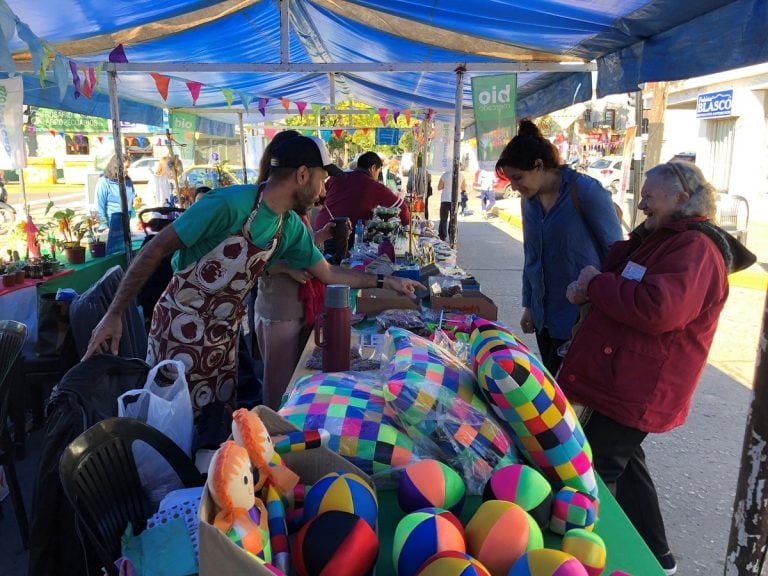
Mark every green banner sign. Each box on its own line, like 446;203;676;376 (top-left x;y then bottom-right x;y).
470;74;517;171
35;107;108;132
169;111;198;165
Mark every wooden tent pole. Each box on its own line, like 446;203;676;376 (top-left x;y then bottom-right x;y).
107;70;132;264
724;288;768;574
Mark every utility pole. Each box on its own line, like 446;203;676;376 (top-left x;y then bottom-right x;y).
644;82;668;168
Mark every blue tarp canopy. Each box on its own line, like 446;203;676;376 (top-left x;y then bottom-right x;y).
2;0;766;127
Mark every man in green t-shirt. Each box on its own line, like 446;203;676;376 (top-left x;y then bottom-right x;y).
83;136;423;436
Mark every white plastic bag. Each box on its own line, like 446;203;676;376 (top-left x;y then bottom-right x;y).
117;359;194;504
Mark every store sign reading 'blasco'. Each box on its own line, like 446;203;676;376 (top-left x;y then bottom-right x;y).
696;90;733;119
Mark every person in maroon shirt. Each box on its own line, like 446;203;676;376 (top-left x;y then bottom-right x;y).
315;151;410;234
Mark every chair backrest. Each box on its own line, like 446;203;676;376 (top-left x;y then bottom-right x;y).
59;417;203;573
0;320;27;425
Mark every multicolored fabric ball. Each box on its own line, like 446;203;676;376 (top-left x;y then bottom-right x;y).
550;487;599;535
398;459;466;515
561;529;607;576
393;507;466;576
465;500;543;576
303;472;378;529
483;464;553;527
415;551;491;576
509;549;589;575
469;319;597;497
293;511;379;576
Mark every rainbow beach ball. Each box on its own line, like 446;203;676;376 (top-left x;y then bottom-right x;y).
550;487;599;535
483;464;553;527
416;551;491;576
465;500;543;576
293;510;379;576
393;507;466;576
303;471;378;529
509;549;589;576
399;459;466;515
561;529;606;576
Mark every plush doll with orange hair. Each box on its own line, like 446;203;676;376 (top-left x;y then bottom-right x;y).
207;440;272;563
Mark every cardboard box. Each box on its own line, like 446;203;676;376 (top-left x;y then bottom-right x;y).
199;406;373;576
430;291;498;320
355;287;420;315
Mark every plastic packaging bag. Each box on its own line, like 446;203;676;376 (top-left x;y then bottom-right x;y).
117;359;194;504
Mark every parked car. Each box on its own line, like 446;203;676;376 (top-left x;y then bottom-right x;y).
127;157;160;183
586;156;625;193
472;169;515;199
180;165;259;189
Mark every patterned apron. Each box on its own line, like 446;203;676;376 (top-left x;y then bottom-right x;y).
146;194;282;416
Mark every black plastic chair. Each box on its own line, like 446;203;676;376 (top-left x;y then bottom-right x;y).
59;417;203;575
0;319;30;548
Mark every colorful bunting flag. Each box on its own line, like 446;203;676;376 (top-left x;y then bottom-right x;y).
80;67;93;99
258;97;269;117
320;130;332;142
48;130;56;137
150;73;170;101
296;101;308;119
222;88;233;107
264;128;278;139
347;128;356;136
280;98;290;111
378;108;388;126
53;55;68;100
108;44;129;63
333;129;344;139
362;128;369;134
404;110;412;125
186;81;203;105
238;92;252;114
311;103;322;117
69;61;81;99
98;136;104;144
393;110;401;123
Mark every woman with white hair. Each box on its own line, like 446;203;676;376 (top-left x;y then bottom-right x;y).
559;161;756;575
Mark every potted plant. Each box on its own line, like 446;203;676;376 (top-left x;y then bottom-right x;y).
85;213;106;257
2;262;17;287
49;207;88;264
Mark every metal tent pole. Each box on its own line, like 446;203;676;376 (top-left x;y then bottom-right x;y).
448;66;465;248
238;112;248;183
107;69;132;264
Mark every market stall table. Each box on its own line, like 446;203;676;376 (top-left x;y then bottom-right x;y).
286;334;665;575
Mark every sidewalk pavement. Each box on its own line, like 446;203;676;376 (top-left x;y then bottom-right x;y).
495;194;768;292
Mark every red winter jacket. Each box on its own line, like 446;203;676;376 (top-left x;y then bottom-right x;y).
559;217;732;433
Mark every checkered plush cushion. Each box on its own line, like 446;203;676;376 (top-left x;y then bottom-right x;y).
278;372;417;478
381;327;518;493
470;319;597;497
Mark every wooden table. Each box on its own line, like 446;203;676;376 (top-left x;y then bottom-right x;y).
283;337;665;575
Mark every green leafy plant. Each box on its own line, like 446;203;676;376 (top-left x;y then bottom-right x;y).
45;201;88;247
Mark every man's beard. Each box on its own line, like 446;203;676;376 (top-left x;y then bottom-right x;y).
292;184;316;215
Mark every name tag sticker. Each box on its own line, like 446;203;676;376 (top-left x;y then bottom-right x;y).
621;261;647;281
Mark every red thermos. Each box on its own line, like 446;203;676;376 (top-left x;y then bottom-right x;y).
314;284;351;372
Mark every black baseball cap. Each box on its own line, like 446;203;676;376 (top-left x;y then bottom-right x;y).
270;135;345;178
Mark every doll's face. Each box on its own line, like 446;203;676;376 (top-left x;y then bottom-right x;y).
209;442;255;511
225;456;255;509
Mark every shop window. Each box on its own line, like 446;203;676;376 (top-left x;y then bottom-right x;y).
65;134;90;155
604;109;616;130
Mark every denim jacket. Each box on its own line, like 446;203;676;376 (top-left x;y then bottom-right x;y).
522;168;622;339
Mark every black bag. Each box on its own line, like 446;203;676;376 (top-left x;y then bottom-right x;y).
36;293;71;356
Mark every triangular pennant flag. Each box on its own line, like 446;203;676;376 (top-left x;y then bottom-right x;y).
280;98;290;111
48;130;56;137
80;67;93;99
109;44;129;63
264;128;278;139
16;21;44;76
238;92;252;114
333;129;344;139
91;64;102;92
87;67;97;95
0;14;16;76
378;108;388;126
426;108;435;122
222;88;233;107
150;73;170;101
39;47;54;87
300;129;314;136
97;136;104;144
311;103;322;117
414;124;420;136
347;128;356;136
53;55;69;100
186;81;203;105
57;131;64;138
320;130;332;142
157;138;163;146
296;101;308;119
393;110;401;123
258;97;269;117
69;60;81;99
362;128;370;134
404;110;412;126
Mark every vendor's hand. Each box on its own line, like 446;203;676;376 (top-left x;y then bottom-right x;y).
82;312;123;360
566;280;590;305
384;276;426;298
286;267;313;285
315;222;334;245
520;307;534;334
575;265;601;291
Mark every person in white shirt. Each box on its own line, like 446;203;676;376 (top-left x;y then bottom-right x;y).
437;168;466;241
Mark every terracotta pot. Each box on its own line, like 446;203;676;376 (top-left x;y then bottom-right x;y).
63;245;86;265
2;273;16;287
89;241;106;258
15;270;25;283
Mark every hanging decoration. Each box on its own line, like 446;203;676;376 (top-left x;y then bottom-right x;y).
16;20;44;81
239;93;252;114
222;88;233;107
258;97;269;117
404;110;412;126
150;73;170;101
186;81;203;105
0;11;16;75
80;66;93;99
69;60;81;99
264;128;277;139
393;110;401;123
53;55;69;100
311;103;322;118
48;130;56;137
97;136;104;144
378;108;388;126
362;128;369;134
39;47;54;87
320;130;332;142
280;97;290;111
333;129;344;139
108;44;129;63
296;101;308;119
347;128;356;136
